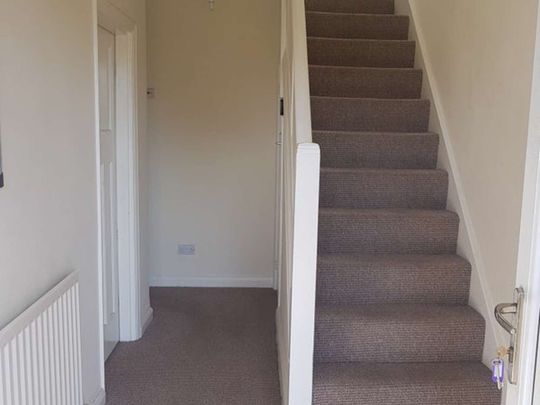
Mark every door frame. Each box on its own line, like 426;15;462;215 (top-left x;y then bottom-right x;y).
94;0;142;378
507;3;540;403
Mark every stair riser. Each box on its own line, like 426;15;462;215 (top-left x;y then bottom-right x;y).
318;211;458;254
313;363;501;405
311;97;430;133
314;132;439;169
307;13;409;40
309;67;422;99
319;170;448;209
317;260;471;305
305;0;394;14
314;312;485;363
308;38;415;68
314;386;499;405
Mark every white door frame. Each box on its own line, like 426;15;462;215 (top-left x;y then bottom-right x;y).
94;0;142;374
507;3;540;403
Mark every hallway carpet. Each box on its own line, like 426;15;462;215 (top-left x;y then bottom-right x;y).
105;288;281;405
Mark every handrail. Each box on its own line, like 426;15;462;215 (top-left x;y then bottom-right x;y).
275;0;320;404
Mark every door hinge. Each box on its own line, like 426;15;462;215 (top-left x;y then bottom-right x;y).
279;97;284;116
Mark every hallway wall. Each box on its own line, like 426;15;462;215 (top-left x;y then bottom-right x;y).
0;1;101;401
146;0;280;286
0;1;148;403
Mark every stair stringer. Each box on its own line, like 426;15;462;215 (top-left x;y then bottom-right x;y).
394;0;502;366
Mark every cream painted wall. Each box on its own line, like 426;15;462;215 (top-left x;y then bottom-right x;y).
0;0;148;403
405;0;538;349
0;1;101;401
146;0;280;286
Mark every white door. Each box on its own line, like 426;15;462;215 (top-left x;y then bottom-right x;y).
98;26;120;360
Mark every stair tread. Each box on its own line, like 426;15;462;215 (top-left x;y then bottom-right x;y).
318;208;459;255
308;36;413;43
308;37;415;68
314;304;485;363
319;168;448;209
309;64;422;72
316;302;482;320
307;10;404;17
311;97;430;133
318;253;469;265
320;167;446;174
315;131;439;169
314;129;437;135
309;66;424;97
313;361;500;404
317;254;471;305
306;0;395;15
307;11;409;40
319;207;457;217
311;95;427;101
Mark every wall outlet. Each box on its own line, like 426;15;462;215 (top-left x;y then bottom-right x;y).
177;244;196;255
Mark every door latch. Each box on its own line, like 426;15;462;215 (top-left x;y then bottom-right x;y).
494;287;524;384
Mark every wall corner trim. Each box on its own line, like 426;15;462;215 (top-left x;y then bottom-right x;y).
141;306;154;336
85;387;106;405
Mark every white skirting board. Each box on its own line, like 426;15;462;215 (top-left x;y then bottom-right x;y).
85;388;106;405
140;307;154;336
276;310;290;405
0;272;83;405
149;276;274;288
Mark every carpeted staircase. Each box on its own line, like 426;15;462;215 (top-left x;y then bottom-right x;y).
307;0;502;403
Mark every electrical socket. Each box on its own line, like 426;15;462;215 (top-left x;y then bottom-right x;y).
177;244;196;256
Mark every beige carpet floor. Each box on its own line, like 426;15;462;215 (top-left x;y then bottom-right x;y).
105;287;281;405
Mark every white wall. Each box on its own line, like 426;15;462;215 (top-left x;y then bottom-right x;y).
0;1;148;403
146;0;280;287
0;1;101;402
396;0;539;362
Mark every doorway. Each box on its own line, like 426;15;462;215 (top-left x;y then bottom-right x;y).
98;24;120;360
95;0;146;381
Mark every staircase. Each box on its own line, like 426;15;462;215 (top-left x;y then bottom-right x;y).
307;1;502;403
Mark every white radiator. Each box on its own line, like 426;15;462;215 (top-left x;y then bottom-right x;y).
0;272;83;405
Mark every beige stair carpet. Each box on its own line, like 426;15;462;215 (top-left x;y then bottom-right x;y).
307;0;502;403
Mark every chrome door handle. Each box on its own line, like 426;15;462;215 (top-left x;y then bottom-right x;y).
495;302;518;335
494;287;524;384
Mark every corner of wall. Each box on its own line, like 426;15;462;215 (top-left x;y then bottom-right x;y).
395;0;504;365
